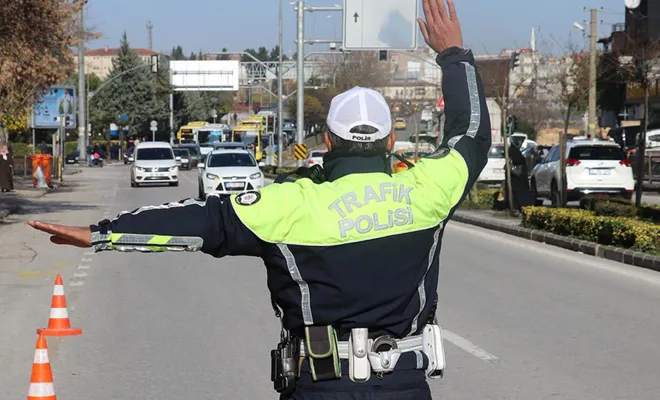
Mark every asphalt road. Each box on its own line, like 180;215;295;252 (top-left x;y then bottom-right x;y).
2;165;660;399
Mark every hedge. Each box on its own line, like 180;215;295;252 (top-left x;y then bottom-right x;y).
522;206;660;255
580;195;660;223
459;188;498;210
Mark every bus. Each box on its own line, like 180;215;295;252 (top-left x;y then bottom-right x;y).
176;121;207;144
196;124;230;145
231;120;264;162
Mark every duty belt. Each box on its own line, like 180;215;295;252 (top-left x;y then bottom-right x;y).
298;325;446;383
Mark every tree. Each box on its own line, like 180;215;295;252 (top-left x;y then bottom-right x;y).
288;94;326;129
90;32;169;139
0;0;79;145
171;46;185;60
541;47;590;207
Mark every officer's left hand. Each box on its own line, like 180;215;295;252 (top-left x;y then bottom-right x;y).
417;0;463;54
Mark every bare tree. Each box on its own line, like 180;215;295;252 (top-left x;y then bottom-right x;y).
540;44;591;207
0;0;81;145
334;51;390;91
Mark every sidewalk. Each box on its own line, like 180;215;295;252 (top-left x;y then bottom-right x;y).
0;168;82;222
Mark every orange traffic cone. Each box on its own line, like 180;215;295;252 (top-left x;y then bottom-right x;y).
37;274;82;336
27;334;57;400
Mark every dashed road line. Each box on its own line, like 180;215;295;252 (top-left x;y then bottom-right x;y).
443;329;500;362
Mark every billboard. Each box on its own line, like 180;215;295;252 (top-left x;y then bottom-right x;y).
170;60;239;91
31;86;77;129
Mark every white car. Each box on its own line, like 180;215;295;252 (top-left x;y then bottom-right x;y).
477;143;506;184
304;150;327;168
530;140;634;206
131;142;179;187
197;149;264;198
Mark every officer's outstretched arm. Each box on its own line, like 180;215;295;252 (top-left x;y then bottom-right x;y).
406;46;491;213
88;194;263;257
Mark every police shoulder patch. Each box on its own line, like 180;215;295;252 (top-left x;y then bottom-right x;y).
427;147;450;159
235;191;261;206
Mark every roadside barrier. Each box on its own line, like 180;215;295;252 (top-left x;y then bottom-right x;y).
37;274;82;337
27;334;57;400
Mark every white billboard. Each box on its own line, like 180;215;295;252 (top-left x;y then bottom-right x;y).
170;60;239;91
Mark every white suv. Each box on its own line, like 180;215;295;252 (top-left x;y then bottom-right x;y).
131;142;179;187
530;140;634;206
197;149;264;198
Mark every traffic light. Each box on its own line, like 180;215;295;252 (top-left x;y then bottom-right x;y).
378;50;388;62
509;51;521;70
267;115;275;132
505;115;517;133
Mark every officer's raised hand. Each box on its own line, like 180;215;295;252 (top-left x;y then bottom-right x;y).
417;0;463;53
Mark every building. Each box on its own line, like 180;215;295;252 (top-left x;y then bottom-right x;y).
373;81;440;102
84;46;160;79
600;0;660;126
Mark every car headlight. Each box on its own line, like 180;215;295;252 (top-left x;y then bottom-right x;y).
206;173;219;180
250;172;262;180
136;166;146;171
169;165;178;171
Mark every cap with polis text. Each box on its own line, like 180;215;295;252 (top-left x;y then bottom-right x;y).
326;86;392;143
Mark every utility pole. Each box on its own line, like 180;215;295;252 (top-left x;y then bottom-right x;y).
277;0;284;168
587;7;598;138
77;0;87;159
296;0;305;167
147;21;154;50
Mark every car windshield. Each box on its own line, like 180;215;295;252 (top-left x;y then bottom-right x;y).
209;152;256;168
569;146;625;160
181;147;199;156
401;152;430;159
136;147;174;160
488;145;505;159
173;149;190;157
395;118;405;122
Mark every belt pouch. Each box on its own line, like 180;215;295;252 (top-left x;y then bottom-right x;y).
304;325;341;381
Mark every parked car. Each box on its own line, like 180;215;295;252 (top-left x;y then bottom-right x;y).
124;147;135;164
530;140;634;206
197;149;264;198
477;144;506;184
304;150;327;168
131;142;179;187
65;150;80;165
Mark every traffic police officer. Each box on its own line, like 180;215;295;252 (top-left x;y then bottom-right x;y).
29;0;491;398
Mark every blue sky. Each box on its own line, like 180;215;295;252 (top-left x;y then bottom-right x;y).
84;0;628;55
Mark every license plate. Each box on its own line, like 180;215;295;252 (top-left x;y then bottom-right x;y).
589;169;612;176
225;182;243;188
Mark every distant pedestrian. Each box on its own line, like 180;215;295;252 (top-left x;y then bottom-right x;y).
0;144;14;192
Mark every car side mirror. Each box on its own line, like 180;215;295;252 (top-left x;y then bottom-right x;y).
197;163;205;169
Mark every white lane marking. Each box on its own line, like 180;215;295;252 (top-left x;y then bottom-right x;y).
81;257;92;263
84;251;95;256
77;264;90;270
70;280;85;286
73;272;87;278
443;329;500;362
448;222;660;288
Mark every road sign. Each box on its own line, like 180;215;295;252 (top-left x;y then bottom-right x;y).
150;120;157;128
343;0;419;50
31;86;77;129
436;96;445;110
294;144;307;160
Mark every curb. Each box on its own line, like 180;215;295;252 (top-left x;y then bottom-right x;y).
452;212;660;272
0;210;9;220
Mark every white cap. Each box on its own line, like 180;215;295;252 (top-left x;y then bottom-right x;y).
326;86;392;143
